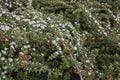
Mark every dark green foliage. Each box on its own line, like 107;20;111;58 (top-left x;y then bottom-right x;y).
0;0;120;80
32;0;73;13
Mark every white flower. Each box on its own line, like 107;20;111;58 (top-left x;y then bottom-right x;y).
10;45;14;49
1;72;5;75
99;26;103;29
47;17;51;20
2;75;6;79
32;62;34;64
51;25;54;28
103;32;107;36
59;32;63;35
32;48;36;51
62;29;65;31
33;16;37;19
0;25;10;30
118;43;120;47
69;42;72;46
41;53;44;56
118;34;120;36
74;47;77;50
26;41;29;43
85;54;87;57
58;47;62;51
5;60;7;63
29;21;33;25
41;26;45;29
77;43;80;46
8;58;13;62
1;57;5;61
24;45;27;48
61;38;64;41
27;45;30;48
85;10;88;13
89;15;92;18
62;25;65;28
56;37;60;41
100;73;103;76
9;2;12;7
3;71;7;74
19;52;24;55
1;50;7;54
16;16;20;20
23;19;30;22
2;10;6;14
23;28;26;31
5;26;10;30
95;20;98;24
13;15;17;18
52;40;57;45
3;66;8;69
4;47;8;51
55;52;59;55
36;24;40;27
59;51;62;54
86;60;90;63
88;72;91;75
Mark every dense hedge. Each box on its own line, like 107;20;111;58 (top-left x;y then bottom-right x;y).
0;0;120;80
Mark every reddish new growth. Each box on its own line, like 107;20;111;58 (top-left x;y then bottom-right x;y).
20;54;28;60
1;36;9;42
58;39;63;45
66;49;71;55
29;47;32;51
44;42;49;47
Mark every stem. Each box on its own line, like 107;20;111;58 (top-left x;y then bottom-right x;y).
69;53;84;80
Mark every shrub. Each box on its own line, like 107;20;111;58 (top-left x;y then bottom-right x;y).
0;0;120;80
